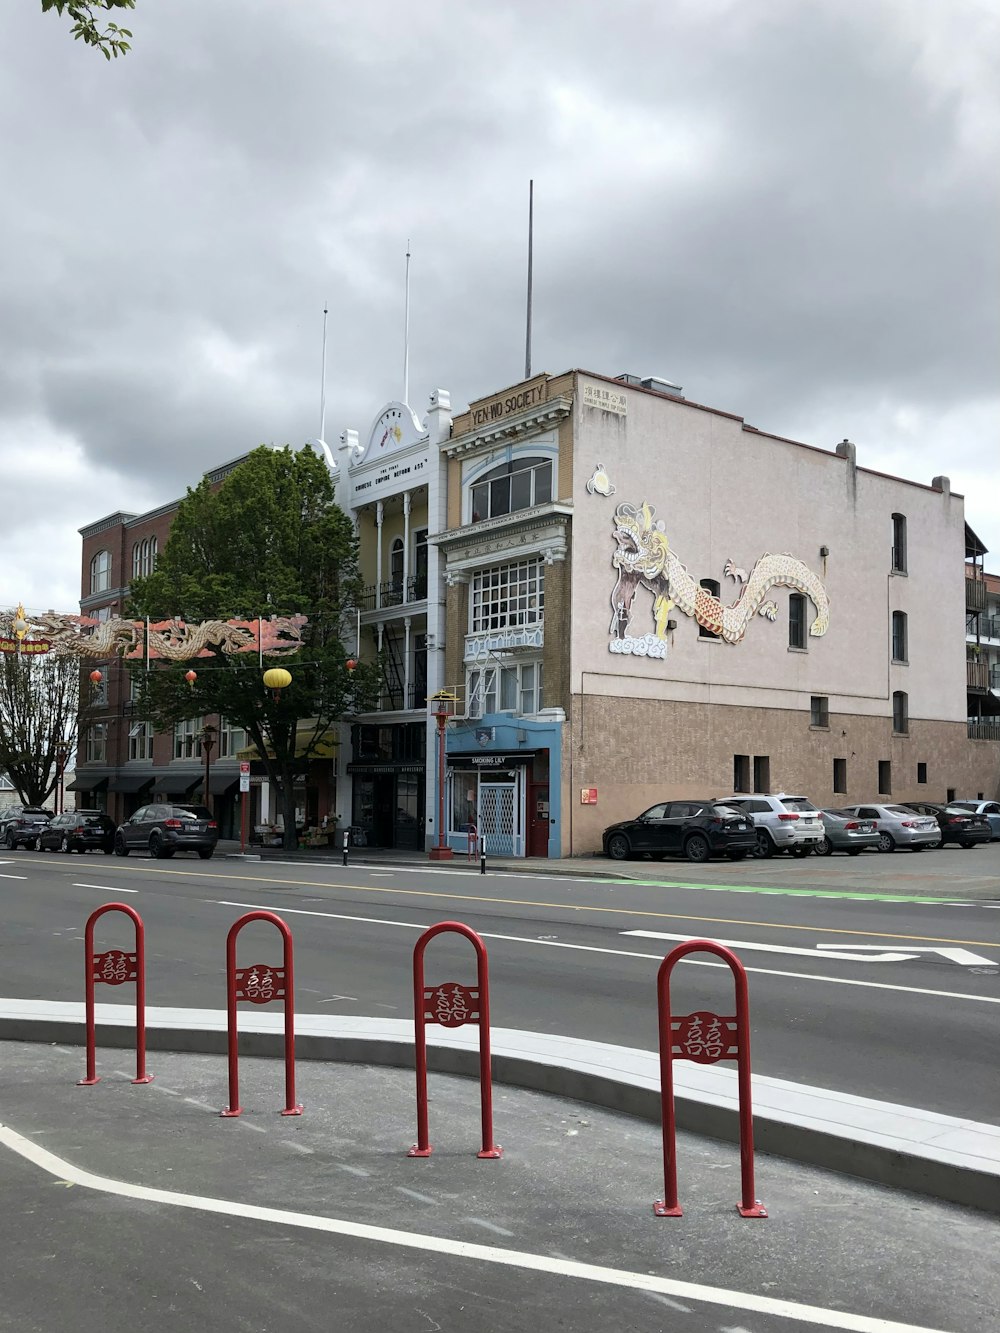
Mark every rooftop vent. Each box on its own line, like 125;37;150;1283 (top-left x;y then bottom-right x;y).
615;373;683;398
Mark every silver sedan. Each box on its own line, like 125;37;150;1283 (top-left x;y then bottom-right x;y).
816;809;881;856
841;803;941;852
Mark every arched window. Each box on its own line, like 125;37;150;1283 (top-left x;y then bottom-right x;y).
149;536;157;571
132;542;142;577
892;690;909;734
470;456;552;523
90;550;111;593
891;610;908;663
390;537;404;593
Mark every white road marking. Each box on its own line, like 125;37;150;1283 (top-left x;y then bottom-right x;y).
624;930;917;964
0;874;28;880
210;900;1000;1007
74;883;139;894
395;1186;437;1205
0;1122;952;1333
815;944;994;967
465;1216;515;1237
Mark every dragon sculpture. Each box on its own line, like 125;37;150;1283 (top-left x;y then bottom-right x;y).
4;612;308;660
609;501;829;647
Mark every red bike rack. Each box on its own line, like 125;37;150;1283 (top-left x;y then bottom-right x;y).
221;910;302;1118
654;939;767;1218
408;920;502;1159
78;902;153;1087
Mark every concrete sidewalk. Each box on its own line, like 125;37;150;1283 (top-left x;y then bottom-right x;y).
2;997;997;1215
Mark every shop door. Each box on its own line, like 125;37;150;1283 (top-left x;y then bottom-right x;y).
527;783;550;857
480;781;519;857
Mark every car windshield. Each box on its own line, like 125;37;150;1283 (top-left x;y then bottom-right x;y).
824;809;849;820
779;797;817;812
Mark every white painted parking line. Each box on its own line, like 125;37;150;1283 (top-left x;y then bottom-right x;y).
0;1122;951;1332
211;900;1000;1006
0;873;28;880
74;883;138;894
625;931;994;967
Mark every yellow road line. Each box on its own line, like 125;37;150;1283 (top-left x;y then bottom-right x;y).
86;862;1000;952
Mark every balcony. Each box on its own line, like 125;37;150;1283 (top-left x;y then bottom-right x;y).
967;659;989;691
968;718;1000;741
376;682;428;713
992;666;1000;691
359;574;428;613
965;575;987;612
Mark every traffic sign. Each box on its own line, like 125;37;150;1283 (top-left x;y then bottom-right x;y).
239;760;251;793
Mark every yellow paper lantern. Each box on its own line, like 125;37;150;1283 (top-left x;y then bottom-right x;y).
262;668;292;690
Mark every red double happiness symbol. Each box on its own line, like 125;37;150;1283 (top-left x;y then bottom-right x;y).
424;982;480;1028
92;949;138;987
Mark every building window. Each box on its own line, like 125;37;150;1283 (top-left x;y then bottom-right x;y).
414;528;428;598
90;550;111;593
891;513;907;573
892;690;909;734
833;757;847;793
131;537;157;579
390;537;404;597
810;696;829;728
753;755;770;793
173;717;203;760
891;611;908;663
466;660;543;719
788;594;806;649
128;721;154;761
733;754;750;792
946;786;956;803
470;559;544;633
698;580;720;639
219;717;248;757
86;722;108;763
470;456;552;523
917;762;927;784
878;760;892;795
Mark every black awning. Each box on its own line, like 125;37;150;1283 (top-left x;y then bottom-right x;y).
157;775;202;796
208;772;238;795
107;773;155;794
66;774;109;793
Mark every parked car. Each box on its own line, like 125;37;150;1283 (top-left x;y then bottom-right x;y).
949;800;1000;840
0;805;52;850
840;803;941;853
114;803;218;859
899;801;992;848
603;800;757;863
815;809;881;856
38;810;116;855
717;794;825;858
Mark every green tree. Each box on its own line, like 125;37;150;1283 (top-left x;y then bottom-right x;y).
0;651;80;807
128;446;377;848
41;0;135;60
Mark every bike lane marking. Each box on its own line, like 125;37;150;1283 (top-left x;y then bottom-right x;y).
0;1121;954;1333
623;931;994;967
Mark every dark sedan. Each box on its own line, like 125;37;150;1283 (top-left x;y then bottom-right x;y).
603;800;756;863
114;802;219;859
900;801;992;848
0;806;52;850
39;810;116;855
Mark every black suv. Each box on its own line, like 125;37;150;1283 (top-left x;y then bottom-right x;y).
39;810;116;855
900;801;991;848
114;803;219;859
0;805;52;850
603;800;756;863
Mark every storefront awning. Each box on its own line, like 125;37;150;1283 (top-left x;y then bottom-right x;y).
236;728;339;763
66;774;109;793
208;772;238;795
107;773;154;794
157;776;202;797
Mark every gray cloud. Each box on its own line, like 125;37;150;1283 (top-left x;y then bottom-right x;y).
2;0;997;615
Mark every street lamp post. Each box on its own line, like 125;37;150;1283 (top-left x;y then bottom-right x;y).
55;744;69;815
428;692;455;861
201;723;217;809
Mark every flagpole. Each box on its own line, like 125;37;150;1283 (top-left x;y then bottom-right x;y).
319;302;329;441
403;240;411;404
524;180;534;379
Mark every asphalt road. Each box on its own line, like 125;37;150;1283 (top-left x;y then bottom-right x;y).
2;844;999;1122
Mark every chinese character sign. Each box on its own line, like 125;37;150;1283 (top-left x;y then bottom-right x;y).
671;1011;739;1064
92;949;138;986
234;963;286;1005
423;982;480;1029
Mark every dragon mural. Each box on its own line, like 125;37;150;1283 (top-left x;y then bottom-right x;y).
609;501;829;653
0;611;308;660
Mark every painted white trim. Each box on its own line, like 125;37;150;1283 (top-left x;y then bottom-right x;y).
0;1122;950;1333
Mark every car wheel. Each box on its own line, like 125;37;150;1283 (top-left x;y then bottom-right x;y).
4;832;14;850
789;846;811;858
606;833;631;861
60;835;71;854
197;849;214;860
816;836;834;857
114;833;129;857
752;830;774;859
727;849;748;861
877;832;895;853
684;833;710;863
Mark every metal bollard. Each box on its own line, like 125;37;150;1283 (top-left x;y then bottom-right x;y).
342;828;349;866
480;849;486;875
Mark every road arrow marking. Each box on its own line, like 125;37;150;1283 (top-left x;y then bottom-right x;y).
814;944;993;966
622;930;917;963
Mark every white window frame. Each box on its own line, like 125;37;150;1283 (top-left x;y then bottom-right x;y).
218;717;248;757
90;550;111;593
466;659;543;719
86;722;108;763
173;717;203;760
470;559;544;634
128;721;154;761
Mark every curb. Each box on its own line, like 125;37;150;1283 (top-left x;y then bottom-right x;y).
2;1002;997;1216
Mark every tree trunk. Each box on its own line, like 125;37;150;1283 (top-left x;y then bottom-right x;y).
279;764;299;850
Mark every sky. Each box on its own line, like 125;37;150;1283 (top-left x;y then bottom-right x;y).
2;0;998;617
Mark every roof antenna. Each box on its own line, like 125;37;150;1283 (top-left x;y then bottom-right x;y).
403;239;411;405
524;180;534;379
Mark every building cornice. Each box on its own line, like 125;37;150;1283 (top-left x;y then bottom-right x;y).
444;398;573;460
434;505;571;574
78;512;139;539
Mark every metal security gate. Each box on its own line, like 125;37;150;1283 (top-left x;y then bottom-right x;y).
479;782;521;857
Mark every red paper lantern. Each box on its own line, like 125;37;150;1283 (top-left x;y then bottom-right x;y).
184;669;197;688
345;658;358;673
89;669;103;685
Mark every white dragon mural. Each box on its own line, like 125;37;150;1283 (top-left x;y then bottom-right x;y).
609;501;829;649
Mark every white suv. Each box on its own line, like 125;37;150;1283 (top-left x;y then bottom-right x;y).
719;794;825;859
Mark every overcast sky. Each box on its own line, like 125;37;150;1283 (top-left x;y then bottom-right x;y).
3;0;998;616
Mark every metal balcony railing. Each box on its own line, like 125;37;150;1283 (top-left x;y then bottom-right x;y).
968;718;1000;740
359;574;429;612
